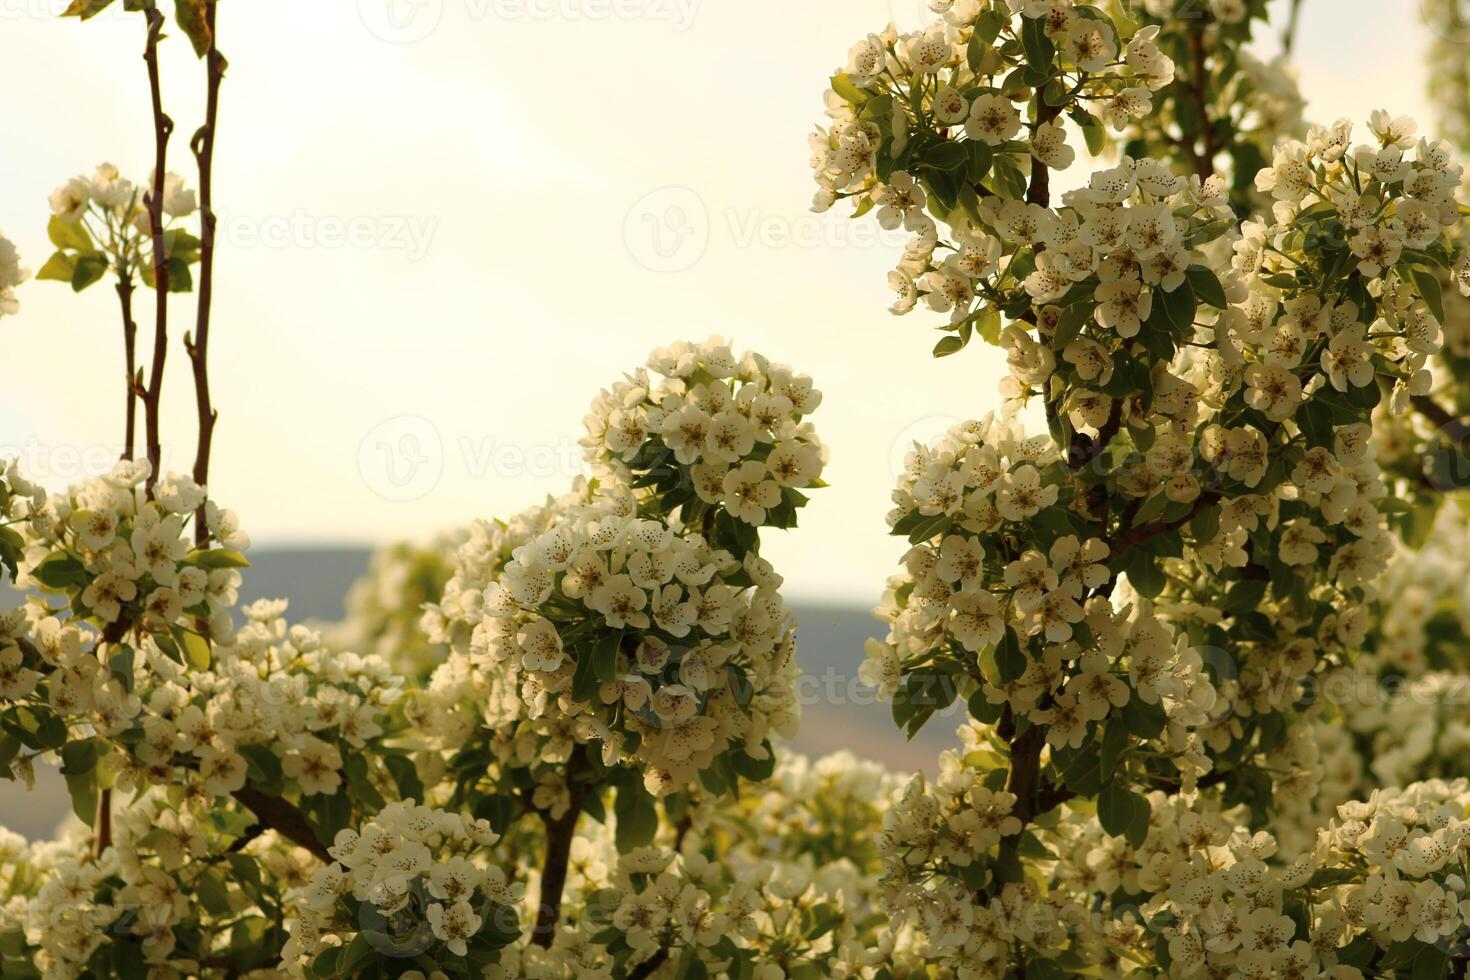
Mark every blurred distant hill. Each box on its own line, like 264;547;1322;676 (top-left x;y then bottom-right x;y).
0;549;959;840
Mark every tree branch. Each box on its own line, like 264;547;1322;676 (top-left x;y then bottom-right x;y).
187;0;225;546
1068;399;1123;471
115;278;139;462
1105;491;1221;558
232;787;332;863
1281;0;1305;57
141;2;175;494
1411;393;1470;443
531;750;593;947
1185;21;1220;182
1026;103;1061;208
629;952;668;979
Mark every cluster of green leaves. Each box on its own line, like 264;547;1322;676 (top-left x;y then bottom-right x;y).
63;0;214;57
36;214;200;296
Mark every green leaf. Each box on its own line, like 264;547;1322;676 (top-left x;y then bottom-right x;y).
65;770;97;826
968;689;1003;724
1158;282;1198;331
35;252;78;283
1185;266;1228;308
1411;943;1449;980
1121;696;1166;740
975;8;1006;44
996;627;1027;683
186;548;251;569
729;745;776;783
32;552;87;590
1305;867;1360;889
383;754;425;802
592;630;623;686
345;753;386;812
1069;108;1106;155
0;527;22;584
196;868;232;916
177;630;211;670
926;141;969;173
1118;549;1164;599
47;215;94;253
60;737;99;776
108;646;136;693
614;784;658;850
1098;719;1127;778
1411;266;1446;323
62;0;116;17
830;73;867;105
966;36;986;73
310;947;341;979
1223;578;1267;614
1189;505;1220;544
1098;780;1151;847
1020;15;1055;69
239;744;284;793
174;0;213;57
933;335;965;358
71;254;108;292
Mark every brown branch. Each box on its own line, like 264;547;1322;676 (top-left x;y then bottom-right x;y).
1281;0;1305;57
629;952;669;979
141;2;174;495
1004;722;1047;826
92;794;113;859
232;787;332;863
1411;393;1470;443
187;1;225;546
1026;103;1061;208
1068;399;1123;471
531;750;593;947
1185;22;1219;182
116;279;139;462
1104;491;1221;557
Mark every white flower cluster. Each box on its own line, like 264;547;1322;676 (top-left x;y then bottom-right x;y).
281;800;521;974
49;162;196;226
416;479;800;797
40;163;198;297
406;341;824;802
582;337;826;529
812;5;1176;207
1139;779;1470;977
508;750;905;976
0;230;25;319
0;459;405;808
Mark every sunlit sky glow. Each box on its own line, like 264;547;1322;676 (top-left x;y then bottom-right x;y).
0;0;1436;601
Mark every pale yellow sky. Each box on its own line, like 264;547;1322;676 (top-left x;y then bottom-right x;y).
0;0;1436;601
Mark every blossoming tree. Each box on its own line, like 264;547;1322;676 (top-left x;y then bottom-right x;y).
7;0;1470;978
810;0;1470;975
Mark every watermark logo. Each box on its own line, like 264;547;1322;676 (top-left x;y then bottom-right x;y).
623;186;709;273
622;186;909;273
358;416;444;502
888;414;963;481
1422;0;1470;44
358;0;700;43
888;0;934;32
358;0;445;44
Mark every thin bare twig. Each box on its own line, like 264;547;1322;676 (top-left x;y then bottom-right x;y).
141;1;175;494
115;279;139;461
187;0;225;546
